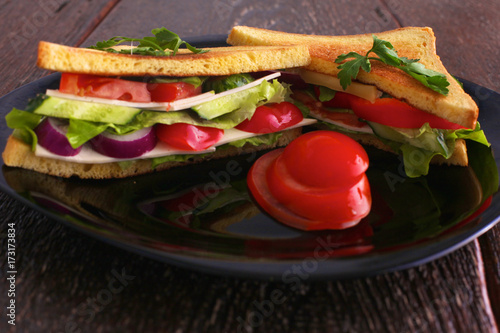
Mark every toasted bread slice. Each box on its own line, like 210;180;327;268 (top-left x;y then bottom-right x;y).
2;128;302;179
227;26;478;130
37;41;311;77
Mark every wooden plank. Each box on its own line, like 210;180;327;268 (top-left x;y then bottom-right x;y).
82;0;400;45
479;225;500;324
0;0;120;97
380;0;500;93
0;210;495;332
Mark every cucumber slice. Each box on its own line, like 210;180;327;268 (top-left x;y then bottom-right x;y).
34;96;141;125
369;121;453;156
192;79;285;120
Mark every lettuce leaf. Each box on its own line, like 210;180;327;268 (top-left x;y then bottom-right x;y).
150;153;205;169
5;108;43;150
225;132;282;148
67;119;109;148
370;122;490;177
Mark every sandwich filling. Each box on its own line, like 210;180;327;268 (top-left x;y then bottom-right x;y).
6;72;315;170
292;70;489;177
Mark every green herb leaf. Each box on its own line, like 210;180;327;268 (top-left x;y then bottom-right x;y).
335;52;371;89
317;86;337;102
369;37;400;66
335;35;450;95
88;27;208;56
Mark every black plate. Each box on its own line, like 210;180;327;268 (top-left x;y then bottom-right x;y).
1;36;499;280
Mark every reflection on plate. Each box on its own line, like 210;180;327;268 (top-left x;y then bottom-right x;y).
0;36;499;279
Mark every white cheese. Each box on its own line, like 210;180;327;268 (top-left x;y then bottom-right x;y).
45;72;282;111
34;118;317;164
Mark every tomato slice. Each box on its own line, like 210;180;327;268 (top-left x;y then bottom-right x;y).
235;102;303;133
267;153;371;225
247;149;360;230
349;95;465;129
59;73;201;103
318;90;464;130
279;131;368;188
147;81;201;102
247;131;372;230
155;123;224;151
60;73;151;102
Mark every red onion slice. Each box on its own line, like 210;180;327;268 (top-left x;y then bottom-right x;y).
35;118;82;156
90;127;157;159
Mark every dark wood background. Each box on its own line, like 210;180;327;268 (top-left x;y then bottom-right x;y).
1;0;499;332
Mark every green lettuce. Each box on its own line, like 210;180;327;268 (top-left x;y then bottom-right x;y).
370;122;490;177
226;132;282;148
8;78;290;149
5;108;43;150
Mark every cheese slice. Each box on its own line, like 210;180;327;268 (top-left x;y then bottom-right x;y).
45;72;281;111
35;118;317;164
299;69;381;102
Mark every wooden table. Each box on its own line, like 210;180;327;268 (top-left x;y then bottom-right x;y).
1;0;499;332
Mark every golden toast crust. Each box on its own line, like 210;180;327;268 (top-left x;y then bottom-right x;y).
37;41;311;77
227;26;478;129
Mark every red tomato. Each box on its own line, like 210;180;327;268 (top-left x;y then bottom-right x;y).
247;131;372;230
235;102;303;133
267;132;371;224
60;73;151;102
147;81;201;102
156;123;224;151
247;149;358;230
268;161;371;225
59;73;201;103
348;94;465;129
317;90;464;130
279;131;368;188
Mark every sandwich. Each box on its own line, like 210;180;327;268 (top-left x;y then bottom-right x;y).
2;28;315;179
227;26;490;177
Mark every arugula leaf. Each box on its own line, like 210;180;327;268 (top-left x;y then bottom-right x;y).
88;27;208;56
335;35;450;95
